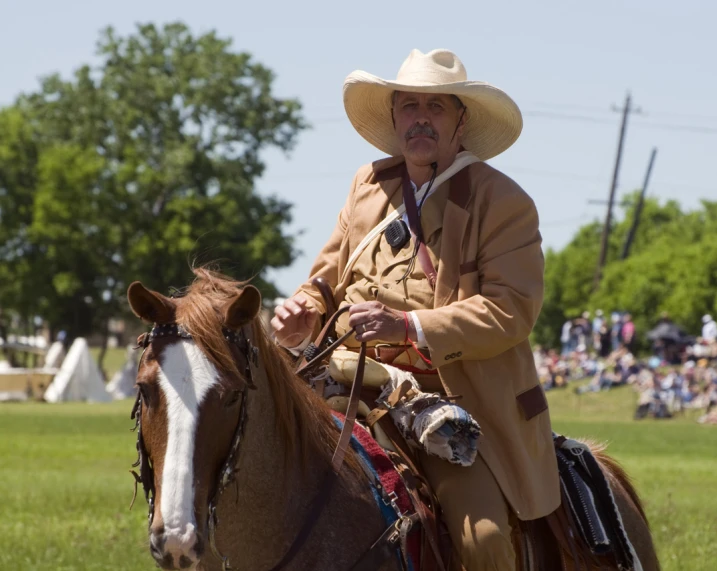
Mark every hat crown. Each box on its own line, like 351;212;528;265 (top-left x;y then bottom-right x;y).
396;49;467;86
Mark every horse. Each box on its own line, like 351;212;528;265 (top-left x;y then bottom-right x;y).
127;268;660;571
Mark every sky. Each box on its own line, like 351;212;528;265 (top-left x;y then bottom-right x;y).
1;1;715;297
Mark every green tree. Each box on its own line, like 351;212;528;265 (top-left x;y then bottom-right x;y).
534;193;717;350
0;22;306;365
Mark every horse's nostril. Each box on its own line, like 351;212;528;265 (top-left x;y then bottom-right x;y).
178;555;194;569
193;536;205;558
158;552;174;569
150;532;165;552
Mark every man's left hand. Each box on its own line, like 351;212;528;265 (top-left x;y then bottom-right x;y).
348;301;416;343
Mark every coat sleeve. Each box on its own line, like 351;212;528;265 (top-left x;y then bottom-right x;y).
413;177;544;364
292;167;366;314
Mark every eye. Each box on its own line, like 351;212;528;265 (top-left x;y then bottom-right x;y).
137;383;151;405
224;389;242;408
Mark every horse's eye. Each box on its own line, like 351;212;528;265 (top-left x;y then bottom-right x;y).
137;383;151;405
225;389;241;408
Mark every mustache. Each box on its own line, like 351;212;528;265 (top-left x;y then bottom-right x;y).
405;124;438;141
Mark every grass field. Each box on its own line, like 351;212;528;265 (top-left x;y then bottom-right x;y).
1;381;715;570
88;347;130;381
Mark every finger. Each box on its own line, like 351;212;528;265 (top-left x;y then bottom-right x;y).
284;298;306;316
348;302;375;316
292;294;309;307
348;311;371;329
274;306;292;321
270;316;285;332
355;328;378;343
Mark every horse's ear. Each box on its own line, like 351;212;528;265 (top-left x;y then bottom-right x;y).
223;285;262;329
127;282;175;324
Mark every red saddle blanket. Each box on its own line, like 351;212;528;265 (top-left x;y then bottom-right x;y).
332;412;421;570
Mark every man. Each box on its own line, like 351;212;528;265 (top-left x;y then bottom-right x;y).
702;314;717;343
561;317;573;356
272;49;559;570
621;313;636;353
611;312;624;353
592;309;605;352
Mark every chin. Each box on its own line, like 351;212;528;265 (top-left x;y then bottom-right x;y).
406;156;439;167
404;138;439;161
404;148;439;166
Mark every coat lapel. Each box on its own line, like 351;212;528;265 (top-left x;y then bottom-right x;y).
348;157;404;252
434;201;469;307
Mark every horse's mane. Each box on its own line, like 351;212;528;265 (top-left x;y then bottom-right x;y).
175;267;346;471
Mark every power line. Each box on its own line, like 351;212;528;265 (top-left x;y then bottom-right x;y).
541;215;591;228
308;101;717;123
310;111;717;134
499;165;605;183
521;110;615;125
263;168;714;194
630;121;717;134
523;101;615;115
523;101;717;123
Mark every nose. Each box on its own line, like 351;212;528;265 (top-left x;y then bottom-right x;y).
150;525;204;570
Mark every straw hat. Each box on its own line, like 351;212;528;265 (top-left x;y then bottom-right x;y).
343;49;523;160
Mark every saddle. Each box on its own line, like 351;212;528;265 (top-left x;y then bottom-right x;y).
296;281;451;571
295;278;637;571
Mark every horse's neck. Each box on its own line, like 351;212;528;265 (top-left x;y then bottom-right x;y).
211;371;391;571
214;374;328;560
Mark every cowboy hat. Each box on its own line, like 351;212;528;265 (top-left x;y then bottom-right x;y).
343;49;522;160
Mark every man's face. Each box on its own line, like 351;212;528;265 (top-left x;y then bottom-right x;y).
392;91;465;166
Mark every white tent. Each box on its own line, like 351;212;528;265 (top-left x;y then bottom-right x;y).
106;345;139;400
43;341;65;368
44;338;111;403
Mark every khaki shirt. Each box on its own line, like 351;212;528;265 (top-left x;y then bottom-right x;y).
336;181;450;366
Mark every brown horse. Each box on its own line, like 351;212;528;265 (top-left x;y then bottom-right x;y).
127;268;659;571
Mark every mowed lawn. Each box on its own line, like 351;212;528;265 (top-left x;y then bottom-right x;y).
1;382;716;570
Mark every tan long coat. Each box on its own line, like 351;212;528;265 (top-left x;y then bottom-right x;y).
296;155;560;520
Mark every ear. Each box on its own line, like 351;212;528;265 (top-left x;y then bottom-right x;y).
127;282;175;324
223;285;262;329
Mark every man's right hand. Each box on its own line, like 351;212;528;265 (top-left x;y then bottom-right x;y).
271;294;319;348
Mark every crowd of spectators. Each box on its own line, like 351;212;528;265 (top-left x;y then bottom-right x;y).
534;311;717;423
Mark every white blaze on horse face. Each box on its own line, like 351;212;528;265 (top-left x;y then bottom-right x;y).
157;340;219;542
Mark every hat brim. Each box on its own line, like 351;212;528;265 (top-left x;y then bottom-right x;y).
343;70;523;160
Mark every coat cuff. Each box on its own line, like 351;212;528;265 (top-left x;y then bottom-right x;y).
413;308;464;365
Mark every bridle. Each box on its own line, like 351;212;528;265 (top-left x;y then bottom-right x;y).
128;312;395;571
129;322;256;571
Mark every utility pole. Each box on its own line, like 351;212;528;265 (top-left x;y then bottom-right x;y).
621;147;657;260
592;92;641;291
